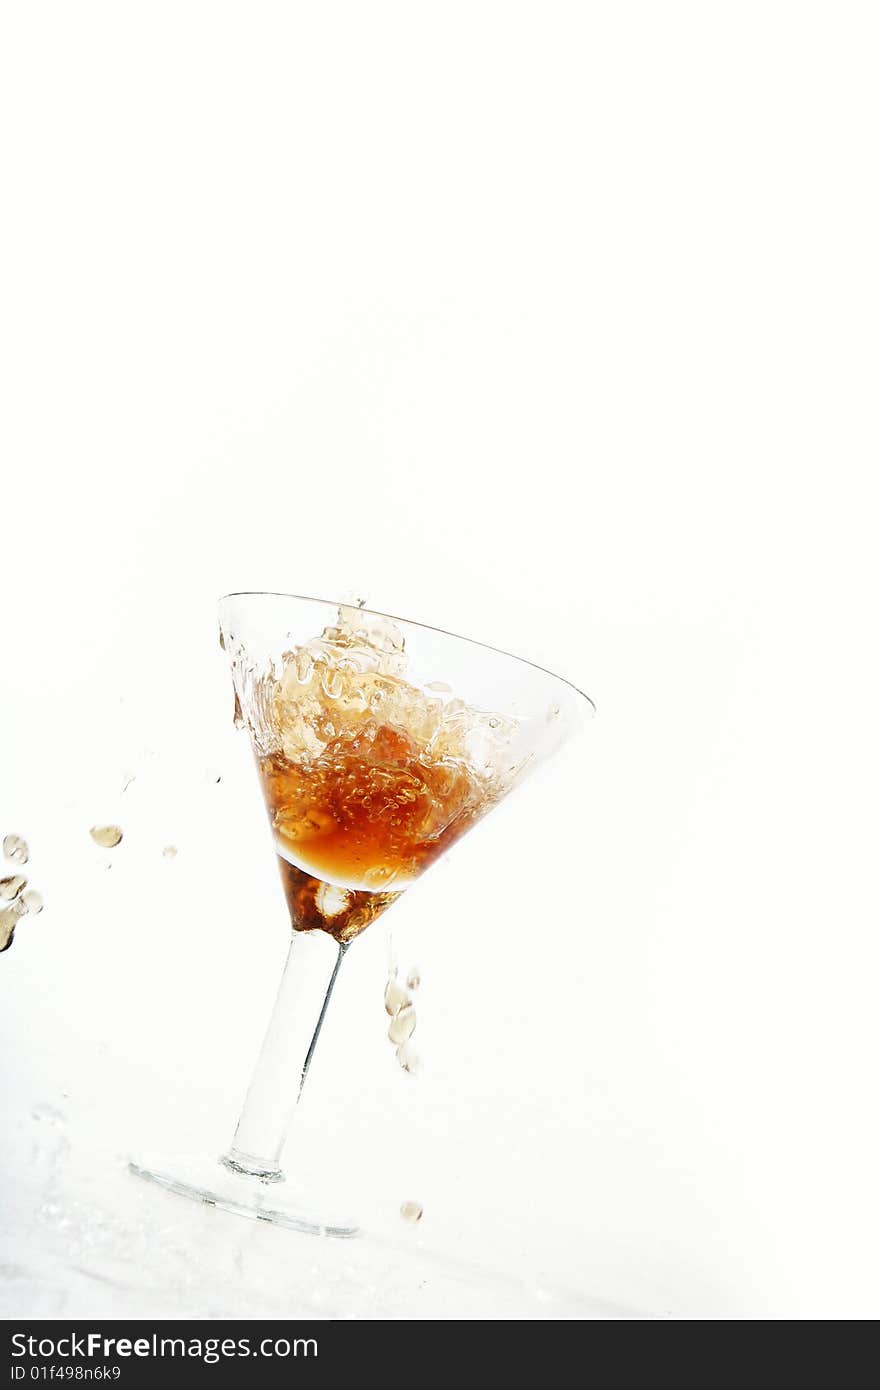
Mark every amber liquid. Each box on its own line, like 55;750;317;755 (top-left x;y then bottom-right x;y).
259;722;485;944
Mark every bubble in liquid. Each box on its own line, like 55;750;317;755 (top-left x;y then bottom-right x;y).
3;835;29;865
400;1201;423;1224
90;825;123;849
0;875;26;901
162;845;178;860
384;975;411;1016
405;967;421;991
388;1005;416;1046
21;889;43;915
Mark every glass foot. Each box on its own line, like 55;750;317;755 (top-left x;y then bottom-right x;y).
129;1153;359;1237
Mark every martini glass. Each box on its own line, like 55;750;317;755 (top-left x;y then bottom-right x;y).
130;593;594;1235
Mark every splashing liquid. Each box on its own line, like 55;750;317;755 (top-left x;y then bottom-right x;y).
242;605;517;942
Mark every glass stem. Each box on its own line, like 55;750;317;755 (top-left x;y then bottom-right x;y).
222;930;347;1181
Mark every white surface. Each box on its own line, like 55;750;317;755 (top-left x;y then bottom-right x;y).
1;2;879;1319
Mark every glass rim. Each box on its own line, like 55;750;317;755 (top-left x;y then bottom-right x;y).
218;590;596;713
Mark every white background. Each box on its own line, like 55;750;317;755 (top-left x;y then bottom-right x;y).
1;1;878;1319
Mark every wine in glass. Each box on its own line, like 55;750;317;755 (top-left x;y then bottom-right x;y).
130;594;593;1234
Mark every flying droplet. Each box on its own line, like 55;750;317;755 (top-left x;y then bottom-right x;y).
121;771;136;793
400;1201;423;1224
384;976;411;1017
396;1041;421;1075
3;835;29;865
0;875;27;901
162;845;178;860
90;825;123;849
0;901;26;951
388;1004;416;1046
405;967;421;991
21;889;43;915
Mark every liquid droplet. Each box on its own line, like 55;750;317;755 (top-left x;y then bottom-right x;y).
339;591;367;611
3;834;29;865
400;1200;423;1223
0;901;26;951
162;845;178;860
90;825;123;849
405;967;421;991
384;976;411;1016
21;888;43;915
388;1004;416;1046
396;1041;421;1075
